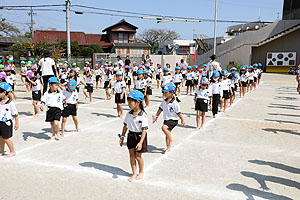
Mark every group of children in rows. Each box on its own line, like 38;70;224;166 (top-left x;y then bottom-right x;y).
0;56;263;183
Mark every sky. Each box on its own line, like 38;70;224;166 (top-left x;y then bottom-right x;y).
1;0;284;39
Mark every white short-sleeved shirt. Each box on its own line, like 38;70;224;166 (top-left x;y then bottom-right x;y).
135;79;146;89
201;70;208;77
209;81;223;97
38;57;55;76
145;77;152;87
118;60;124;67
240;74;248;82
195;87;210;100
104;73;112;82
161;75;172;86
85;75;94;84
248;72;254;80
124;71;131;80
221;79;231;91
173;73;183;83
159;97;181;120
32;79;41;92
63;89;78;104
60;71;68;80
133;66;138;72
5;74;16;85
41;90;65;110
124;110;148;132
186;72;194;80
208;61;221;77
0;99;18;122
113;80;126;93
94;69;101;76
156;68;162;75
193;71;200;80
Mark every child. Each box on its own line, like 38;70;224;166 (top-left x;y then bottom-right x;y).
156;64;162;89
253;64;258;90
161;67;172;87
119;90;148;182
41;77;64;140
152;83;186;153
94;64;102;89
173;66;183;95
248;66;254;92
60;65;68;84
4;67;17;100
257;63;263;85
194;77;210;129
220;70;231;112
239;66;248;97
61;79;79;137
83;69;95;104
132;61;138;83
67;69;86;93
192;65;199;92
230;71;239;106
134;70;147;99
20;61;27;85
201;64;209;78
209;71;223;118
104;67;112;99
0;82;19;158
144;69;152;108
124;65;132;92
185;66;194;95
111;71;126;118
181;66;187;87
26;72;41;117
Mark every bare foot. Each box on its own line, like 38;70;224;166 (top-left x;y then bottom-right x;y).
119;114;123;119
61;134;65;137
34;113;40;117
213;115;216;118
136;172;144;180
5;152;16;158
199;126;204;130
128;174;137;182
76;128;80;132
49;136;56;140
196;126;200;130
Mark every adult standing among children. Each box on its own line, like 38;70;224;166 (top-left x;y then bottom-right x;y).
38;50;57;94
207;54;222;79
125;55;131;66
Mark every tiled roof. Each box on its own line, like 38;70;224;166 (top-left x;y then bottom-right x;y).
102;19;138;32
0;36;31;44
113;42;151;48
33;30;111;47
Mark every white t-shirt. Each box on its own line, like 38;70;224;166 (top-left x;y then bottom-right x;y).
135;79;146;89
5;74;16;85
0;99;18;122
85;75;94;84
195;87;210;100
161;75;172;86
145;77;152;87
32;79;41;92
124;110;148;132
117;60;124;67
173;73;183;83
207;61;221;77
38;57;55;76
41;90;65;110
63;89;78;104
113;80;126;93
221;79;231;91
159;97;181;121
104;73;112;82
208;81;223;97
186;72;194;80
240;74;248;82
94;69;102;76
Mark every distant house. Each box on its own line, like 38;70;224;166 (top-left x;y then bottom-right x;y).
0;36;31;53
33;19;151;56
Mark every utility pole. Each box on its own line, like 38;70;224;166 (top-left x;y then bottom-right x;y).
66;0;71;64
213;0;218;55
28;7;36;39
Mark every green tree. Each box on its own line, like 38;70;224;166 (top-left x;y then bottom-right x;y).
88;44;104;53
33;42;50;57
0;18;20;36
79;44;104;57
56;40;80;57
138;29;181;53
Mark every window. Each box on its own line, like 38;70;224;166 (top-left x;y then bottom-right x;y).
118;32;129;43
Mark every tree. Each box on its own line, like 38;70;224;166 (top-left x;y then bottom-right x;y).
0;18;20;36
79;44;104;57
56;40;80;57
138;29;181;53
32;42;50;57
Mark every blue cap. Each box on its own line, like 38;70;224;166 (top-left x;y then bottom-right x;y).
193;65;198;69
240;66;246;70
249;66;254;69
127;90;144;101
212;71;220;77
258;63;262;67
200;77;209;84
175;66;180;70
162;83;176;92
222;70;229;76
187;66;192;70
0;82;12;93
230;67;237;71
137;70;144;75
116;71;123;76
163;67;169;72
253;63;258;67
244;65;249;68
143;69;149;74
203;64;207;67
232;72;239;80
67;79;77;90
48;77;60;84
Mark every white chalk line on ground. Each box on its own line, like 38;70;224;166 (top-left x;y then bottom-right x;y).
218;117;299;126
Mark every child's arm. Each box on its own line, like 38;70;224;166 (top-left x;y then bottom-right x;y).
119;125;128;147
27;78;37;86
136;129;147;151
76;101;78;110
121;87;125;99
177;113;186;126
144;86;147;96
14;115;19;130
152;109;162;123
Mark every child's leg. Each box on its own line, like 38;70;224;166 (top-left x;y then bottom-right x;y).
117;103;123;117
83;90;88;98
196;110;200;129
72;116;79;132
145;95;149;107
12;91;17;100
89;92;92;103
178;85;181;95
220;98;224;110
105;88;109;98
50;122;56;140
54;120;60;138
157;80;159;88
128;149;137;182
96;80;98;89
224;99;228;112
135;152;144;180
200;112;206;129
0;136;4;156
161;125;173;152
186;86;189;95
61;117;67;137
128;85;131;92
33;100;39;116
3;138;16;158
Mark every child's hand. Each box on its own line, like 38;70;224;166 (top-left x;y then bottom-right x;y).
136;142;142;151
209;104;212;110
14;123;19;130
40;105;44;112
181;120;186;126
152;116;157;124
119;138;124;147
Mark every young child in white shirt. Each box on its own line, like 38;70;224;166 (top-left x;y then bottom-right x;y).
112;71;126;118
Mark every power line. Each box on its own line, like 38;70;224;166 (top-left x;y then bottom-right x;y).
0;4;65;8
